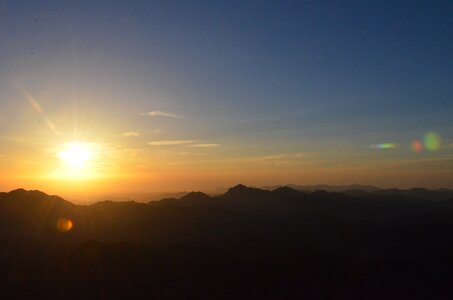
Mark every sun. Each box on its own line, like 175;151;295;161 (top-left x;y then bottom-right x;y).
57;142;94;169
52;141;103;180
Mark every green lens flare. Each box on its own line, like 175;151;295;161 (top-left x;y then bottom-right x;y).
423;132;441;151
370;143;396;149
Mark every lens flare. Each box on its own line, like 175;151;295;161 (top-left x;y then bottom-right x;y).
56;218;73;232
370;143;397;149
411;140;423;152
423;132;441;151
20;88;59;136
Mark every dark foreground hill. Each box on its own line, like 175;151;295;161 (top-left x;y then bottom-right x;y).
1;185;453;299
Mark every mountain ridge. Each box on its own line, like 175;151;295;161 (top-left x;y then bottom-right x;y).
2;184;453;207
2;185;453;298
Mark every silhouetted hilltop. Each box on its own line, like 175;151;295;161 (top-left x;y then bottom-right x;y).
221;184;273;202
0;188;74;208
180;191;213;203
222;184;263;198
0;189;77;239
271;186;304;198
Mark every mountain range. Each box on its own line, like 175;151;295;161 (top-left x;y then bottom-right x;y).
1;185;453;299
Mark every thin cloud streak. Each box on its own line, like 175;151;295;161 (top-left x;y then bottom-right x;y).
148;140;194;146
141;111;184;118
123;132;140;137
189;144;220;148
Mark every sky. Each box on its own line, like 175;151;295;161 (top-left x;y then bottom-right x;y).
0;0;452;198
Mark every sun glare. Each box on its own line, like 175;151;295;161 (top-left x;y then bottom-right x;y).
57;142;95;169
52;141;106;181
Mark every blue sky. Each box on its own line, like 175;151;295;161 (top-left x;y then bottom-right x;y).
0;0;452;193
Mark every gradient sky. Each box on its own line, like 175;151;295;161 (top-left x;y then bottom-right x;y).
0;0;452;197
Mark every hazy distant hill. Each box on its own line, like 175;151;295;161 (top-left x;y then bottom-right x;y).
80;191;190;204
264;184;381;192
1;185;453;299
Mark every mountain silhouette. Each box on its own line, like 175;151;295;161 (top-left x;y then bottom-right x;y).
271;186;305;198
176;191;213;205
222;184;268;198
1;185;453;299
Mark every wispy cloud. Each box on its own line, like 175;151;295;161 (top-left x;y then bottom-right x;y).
123;131;141;137
169;151;208;156
141;111;184;118
189;143;220;148
148;140;194;146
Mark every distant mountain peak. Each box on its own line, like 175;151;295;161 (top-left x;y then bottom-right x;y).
273;186;297;192
9;188;40;196
222;184;272;200
8;188;59;200
180;191;212;202
272;186;302;197
10;188;28;193
230;184;248;191
0;188;75;211
225;184;258;195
